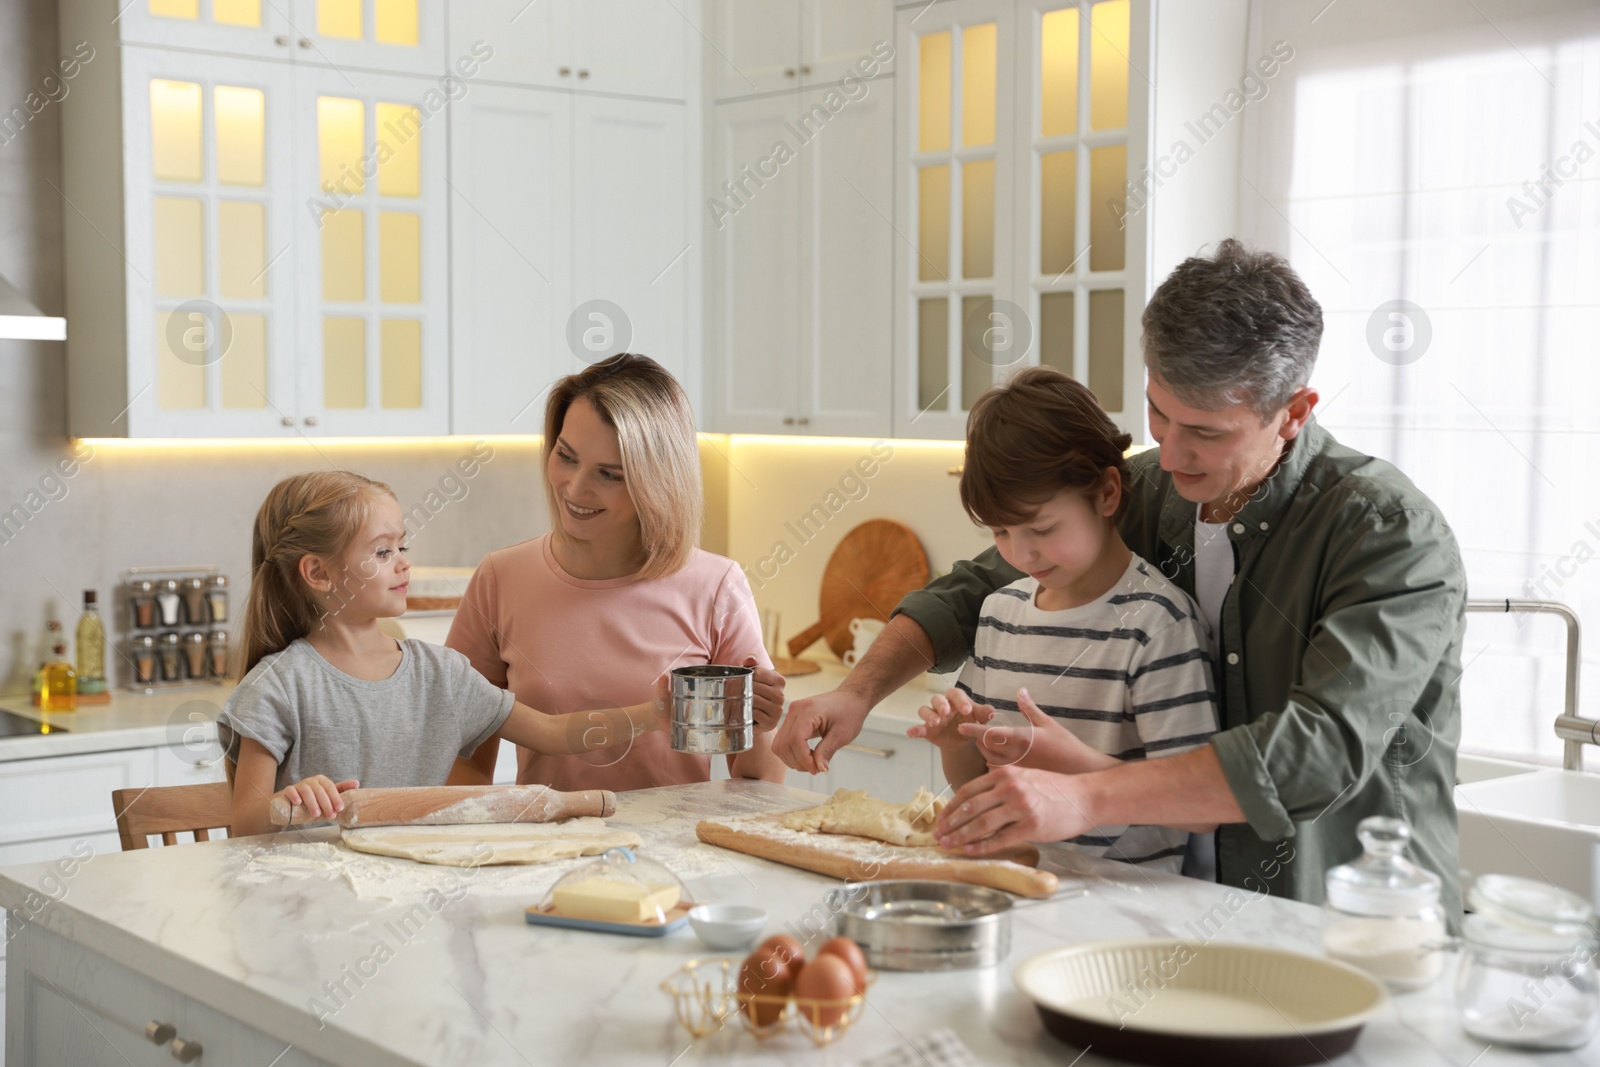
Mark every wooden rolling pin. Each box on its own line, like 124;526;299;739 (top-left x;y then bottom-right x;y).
269;785;616;829
697;818;1059;898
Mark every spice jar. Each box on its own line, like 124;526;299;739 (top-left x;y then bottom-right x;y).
156;579;182;627
184;631;208;679
208;628;229;678
130;579;156;629
1456;874;1599;1050
158;632;183;681
133;634;158;685
182;577;207;625
207;574;229;623
1322;816;1447;992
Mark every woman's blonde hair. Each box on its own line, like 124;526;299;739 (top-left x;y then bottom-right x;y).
236;470;396;680
543;354;701;580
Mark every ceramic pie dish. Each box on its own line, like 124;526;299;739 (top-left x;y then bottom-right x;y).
1014;938;1388;1066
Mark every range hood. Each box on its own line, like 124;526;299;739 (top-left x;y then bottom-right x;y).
0;274;66;341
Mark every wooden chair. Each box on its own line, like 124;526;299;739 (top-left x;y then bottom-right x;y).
111;782;234;850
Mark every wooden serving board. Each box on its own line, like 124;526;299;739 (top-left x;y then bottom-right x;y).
697;815;1058;899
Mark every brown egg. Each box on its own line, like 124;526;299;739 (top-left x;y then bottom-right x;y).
816;936;868;990
758;934;806;982
793;954;857;1027
738;947;792;1026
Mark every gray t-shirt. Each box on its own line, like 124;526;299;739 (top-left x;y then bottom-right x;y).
217;638;515;792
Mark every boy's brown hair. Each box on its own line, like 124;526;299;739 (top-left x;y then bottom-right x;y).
959;367;1134;527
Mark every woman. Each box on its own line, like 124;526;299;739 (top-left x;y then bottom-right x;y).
448;354;786;789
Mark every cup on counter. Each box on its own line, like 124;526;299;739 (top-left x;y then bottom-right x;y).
842;616;887;668
669;665;754;755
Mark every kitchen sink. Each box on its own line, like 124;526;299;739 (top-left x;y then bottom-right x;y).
1456;767;1600;907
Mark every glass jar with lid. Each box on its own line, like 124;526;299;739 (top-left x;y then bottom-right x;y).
1322;816;1448;991
1456;874;1599;1050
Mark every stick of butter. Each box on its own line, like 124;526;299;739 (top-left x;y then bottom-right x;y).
551;878;681;923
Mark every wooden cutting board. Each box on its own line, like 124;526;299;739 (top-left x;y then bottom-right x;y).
696;815;1058;898
787;519;931;660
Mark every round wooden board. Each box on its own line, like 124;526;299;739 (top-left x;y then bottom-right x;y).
813;520;930;660
775;657;821;677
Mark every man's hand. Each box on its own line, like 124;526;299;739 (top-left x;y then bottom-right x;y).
747;656;786;733
907;688;994;752
934;764;1093;854
773;687;870;774
957;687;1119;774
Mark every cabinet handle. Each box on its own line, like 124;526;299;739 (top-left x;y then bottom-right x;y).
170;1037;203;1063
558;66;572;76
782;416;795;425
273;34;289;46
298;37;312;48
784;67;797;77
145;1021;176;1045
280;416;294;427
577;69;590;79
303;415;318;426
841;743;895;759
799;65;812;75
797;417;810;426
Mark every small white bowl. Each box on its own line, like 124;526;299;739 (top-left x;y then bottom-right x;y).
688;904;767;950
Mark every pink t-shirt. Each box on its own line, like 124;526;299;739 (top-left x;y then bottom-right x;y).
446;535;771;791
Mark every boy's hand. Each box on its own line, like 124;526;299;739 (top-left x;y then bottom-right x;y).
747;656;786;733
275;775;358;821
957;687;1117;774
907;688;995;752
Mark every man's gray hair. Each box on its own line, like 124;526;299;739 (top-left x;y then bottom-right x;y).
1141;239;1323;419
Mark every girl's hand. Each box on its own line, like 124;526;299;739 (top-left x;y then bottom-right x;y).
907;688;994;752
275;775;358;821
957;687;1119;774
748;656;786;733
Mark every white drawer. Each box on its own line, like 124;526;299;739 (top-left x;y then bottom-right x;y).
824;728;937;800
0;749;157;846
153;745;228;787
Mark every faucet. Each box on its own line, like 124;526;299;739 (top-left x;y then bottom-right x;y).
1465;599;1589;771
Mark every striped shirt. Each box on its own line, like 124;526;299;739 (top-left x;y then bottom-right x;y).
955;555;1218;874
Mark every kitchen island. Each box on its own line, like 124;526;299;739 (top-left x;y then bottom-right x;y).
1;780;1579;1066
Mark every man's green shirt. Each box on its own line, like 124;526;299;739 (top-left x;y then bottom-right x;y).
896;422;1466;924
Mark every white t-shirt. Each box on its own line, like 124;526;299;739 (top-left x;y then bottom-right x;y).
1184;505;1237;882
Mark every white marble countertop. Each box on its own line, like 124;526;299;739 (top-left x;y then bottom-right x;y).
0;685;228;762
0;780;1571;1066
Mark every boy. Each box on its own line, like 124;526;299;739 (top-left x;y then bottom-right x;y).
909;367;1218;874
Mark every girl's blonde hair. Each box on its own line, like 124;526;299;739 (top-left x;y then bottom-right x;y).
237;470;396;680
543;354;701;581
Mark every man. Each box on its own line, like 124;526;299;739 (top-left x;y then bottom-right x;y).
774;239;1466;921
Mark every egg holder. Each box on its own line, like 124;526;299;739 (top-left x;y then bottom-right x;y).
659;956;876;1046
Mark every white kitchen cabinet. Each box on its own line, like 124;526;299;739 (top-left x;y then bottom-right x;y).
816;725;940;798
710;0;894;100
891;0;1151;439
446;0;690;99
7;923;330;1067
61;9;455;438
116;0;447;75
705;80;894;436
449;91;693;433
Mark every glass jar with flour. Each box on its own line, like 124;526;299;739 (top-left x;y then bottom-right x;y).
1322;816;1447;992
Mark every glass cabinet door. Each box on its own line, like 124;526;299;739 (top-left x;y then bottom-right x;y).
119;0;296;59
898;0;1016;437
294;66;448;435
290;0;447;76
123;50;298;437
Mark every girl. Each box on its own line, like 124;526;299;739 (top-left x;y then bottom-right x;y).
448;354;786;790
218;471;667;837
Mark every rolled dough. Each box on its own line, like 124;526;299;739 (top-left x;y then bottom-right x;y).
780;788;946;847
340;818;642;867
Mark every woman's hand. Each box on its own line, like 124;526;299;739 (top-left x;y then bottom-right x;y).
748;656;786;732
651;671;672;732
275;774;359;822
956;687;1120;774
906;688;994;752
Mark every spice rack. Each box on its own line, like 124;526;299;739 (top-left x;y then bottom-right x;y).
123;565;231;691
